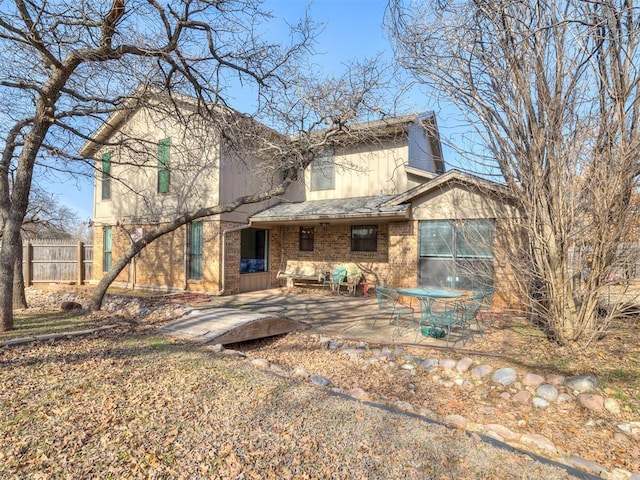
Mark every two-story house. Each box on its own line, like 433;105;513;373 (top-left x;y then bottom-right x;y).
82;94;518;307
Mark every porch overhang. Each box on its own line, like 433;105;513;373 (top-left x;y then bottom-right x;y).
249;195;411;227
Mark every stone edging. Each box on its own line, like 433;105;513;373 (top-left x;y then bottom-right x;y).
205;336;640;480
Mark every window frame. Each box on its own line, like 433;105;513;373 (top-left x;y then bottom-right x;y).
299;226;314;251
157;138;170;194
188;221;203;280
101;152;111;201
240;228;268;274
310;149;335;191
103;226;112;272
351;225;378;252
418;219;495;290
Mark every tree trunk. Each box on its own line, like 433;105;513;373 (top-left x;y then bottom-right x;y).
0;226;20;331
13;233;27;309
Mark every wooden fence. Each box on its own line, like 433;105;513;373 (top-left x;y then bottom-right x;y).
22;239;93;285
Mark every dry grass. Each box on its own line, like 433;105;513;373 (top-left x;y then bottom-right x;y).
0;325;576;479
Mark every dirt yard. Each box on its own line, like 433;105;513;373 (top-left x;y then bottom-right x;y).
1;286;638;478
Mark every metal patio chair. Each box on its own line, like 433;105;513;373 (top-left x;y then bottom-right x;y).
373;286;415;335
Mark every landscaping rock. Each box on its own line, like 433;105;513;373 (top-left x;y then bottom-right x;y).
484;424;519;441
456;357;474;373
577;393;604;412
493;367;517;386
556;393;573;404
513;390;532;405
545;374;566;386
604;398;621;415
440;358;457;370
567;455;605;475
520;433;557;454
536;384;559;402
522;373;545;387
566;374;599;393
269;364;288;376
222;349;246;358
310;374;331;387
290;367;309;379
532;397;550;408
395;401;415;412
444;414;468;429
470;364;493;378
249;358;270;369
420;359;438;371
607;468;635;480
346;387;370;402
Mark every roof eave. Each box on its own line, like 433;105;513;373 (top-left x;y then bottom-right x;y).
250;209;411;226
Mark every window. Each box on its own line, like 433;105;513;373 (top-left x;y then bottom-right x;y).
299;227;314;251
101;152;111;200
188;221;203;280
310;149;335;191
418;219;495;290
103;226;112;272
157;138;170;194
240;228;268;274
351;225;377;252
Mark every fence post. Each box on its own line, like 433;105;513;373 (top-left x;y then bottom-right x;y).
77;241;84;285
24;241;32;287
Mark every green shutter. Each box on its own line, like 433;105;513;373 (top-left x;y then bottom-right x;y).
158;138;170;193
101;152;111;200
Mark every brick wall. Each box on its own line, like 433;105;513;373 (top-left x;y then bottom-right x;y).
388;221;418;288
92;220;225;293
272;223;398;285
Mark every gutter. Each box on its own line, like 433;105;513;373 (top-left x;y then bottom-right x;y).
210;222;252;296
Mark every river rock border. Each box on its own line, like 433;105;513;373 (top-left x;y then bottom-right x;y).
209;335;640;480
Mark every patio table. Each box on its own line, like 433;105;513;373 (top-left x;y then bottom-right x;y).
396;287;470;345
396;287;465;308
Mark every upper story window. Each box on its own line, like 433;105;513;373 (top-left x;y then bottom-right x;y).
157;138;170;194
299;226;314;251
351;225;377;252
101;152;111;200
310;149;334;191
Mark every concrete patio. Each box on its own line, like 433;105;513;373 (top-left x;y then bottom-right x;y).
183;288;460;347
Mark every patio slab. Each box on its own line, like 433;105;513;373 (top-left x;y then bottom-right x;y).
184;289;448;346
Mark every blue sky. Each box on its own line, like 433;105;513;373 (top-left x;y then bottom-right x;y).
50;0;436;220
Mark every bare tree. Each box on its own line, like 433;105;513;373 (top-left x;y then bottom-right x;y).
0;0;319;330
0;1;398;324
388;0;640;344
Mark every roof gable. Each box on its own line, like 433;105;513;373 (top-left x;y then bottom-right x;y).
383;169;512;207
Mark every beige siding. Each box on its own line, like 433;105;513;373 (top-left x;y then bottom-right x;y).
304;139;415;201
93;105;221;225
411;183;517;220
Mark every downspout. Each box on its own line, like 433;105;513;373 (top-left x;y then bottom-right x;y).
183;226;188;291
211;222;252;296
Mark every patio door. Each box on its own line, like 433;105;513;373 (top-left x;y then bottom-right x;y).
418;219;495;290
239;228;270;292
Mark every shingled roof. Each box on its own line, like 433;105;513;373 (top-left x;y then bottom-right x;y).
250;195;410;225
